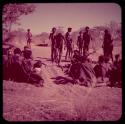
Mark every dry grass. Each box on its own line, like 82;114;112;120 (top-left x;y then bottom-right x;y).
3;80;122;121
3;44;122;121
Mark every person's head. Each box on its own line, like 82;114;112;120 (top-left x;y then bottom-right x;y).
27;29;30;32
14;48;22;55
104;29;108;34
24;46;30;51
85;26;89;32
52;27;56;33
23;50;32;59
98;55;104;64
115;54;120;61
104;56;110;63
68;27;72;32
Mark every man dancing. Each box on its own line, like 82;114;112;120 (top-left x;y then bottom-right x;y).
83;26;92;56
49;27;57;62
26;29;32;48
102;29;113;62
77;31;83;55
65;27;73;61
55;33;65;65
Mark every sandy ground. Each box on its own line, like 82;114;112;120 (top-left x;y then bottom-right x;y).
3;43;122;121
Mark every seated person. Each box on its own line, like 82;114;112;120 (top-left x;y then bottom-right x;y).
94;55;107;82
22;46;33;59
12;48;24;82
5;47;14;80
79;56;96;86
109;54;122;87
21;50;44;87
113;54;120;68
71;50;81;64
3;52;9;80
69;55;96;87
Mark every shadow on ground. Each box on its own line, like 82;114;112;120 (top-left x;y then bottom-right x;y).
36;57;49;60
51;76;74;85
36;44;48;47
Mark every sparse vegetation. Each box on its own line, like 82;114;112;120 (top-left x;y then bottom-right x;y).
3;45;122;121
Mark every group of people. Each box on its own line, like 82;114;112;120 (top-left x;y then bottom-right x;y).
3;45;45;87
3;26;121;88
49;26;114;66
26;26;114;66
49;26;93;65
48;26;120;87
49;27;91;64
66;49;121;87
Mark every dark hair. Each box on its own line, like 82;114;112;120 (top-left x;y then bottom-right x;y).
104;29;108;33
85;26;89;30
24;50;32;59
52;27;56;31
115;54;120;59
98;55;104;63
14;48;22;55
27;29;30;31
24;46;29;49
68;27;72;31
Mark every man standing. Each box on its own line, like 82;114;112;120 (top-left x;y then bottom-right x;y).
83;26;92;56
49;27;57;62
55;33;65;65
77;31;83;55
65;27;73;60
26;29;32;48
102;29;113;61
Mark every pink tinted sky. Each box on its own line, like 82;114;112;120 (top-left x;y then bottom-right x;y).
12;3;121;34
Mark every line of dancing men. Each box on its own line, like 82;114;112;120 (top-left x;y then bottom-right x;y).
48;26;113;65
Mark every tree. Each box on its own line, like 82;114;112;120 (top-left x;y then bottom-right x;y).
3;3;36;41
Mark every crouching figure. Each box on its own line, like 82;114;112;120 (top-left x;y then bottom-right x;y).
68;52;96;87
20;49;44;87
